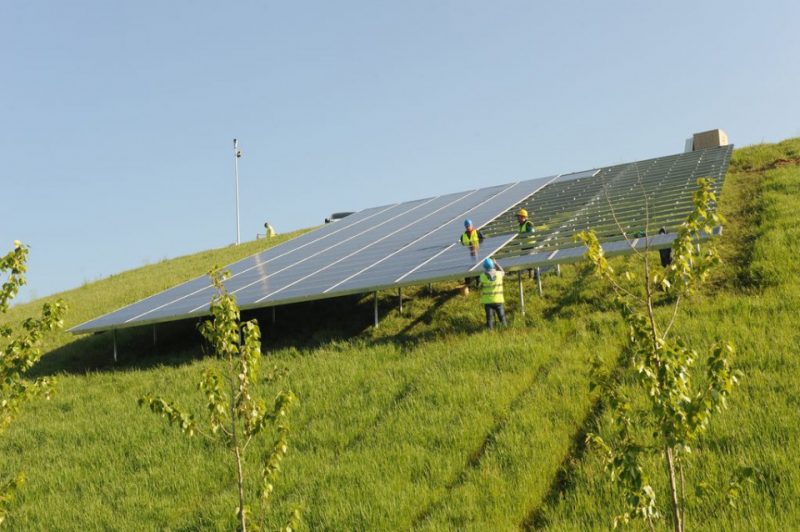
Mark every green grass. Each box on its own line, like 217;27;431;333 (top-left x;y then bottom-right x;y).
2;140;800;530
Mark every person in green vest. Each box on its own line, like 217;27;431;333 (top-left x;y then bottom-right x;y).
516;208;536;278
479;257;507;330
516;209;535;234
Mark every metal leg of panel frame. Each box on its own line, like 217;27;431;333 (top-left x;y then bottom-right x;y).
556;264;561;277
398;288;403;315
112;329;118;363
373;291;379;328
428;283;432;295
153;325;157;347
272;307;276;325
536;267;543;297
518;271;525;316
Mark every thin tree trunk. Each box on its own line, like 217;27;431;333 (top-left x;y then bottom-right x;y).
679;459;687;529
229;367;247;532
234;444;247;532
665;446;683;532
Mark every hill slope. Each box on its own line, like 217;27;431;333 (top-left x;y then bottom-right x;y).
1;139;799;530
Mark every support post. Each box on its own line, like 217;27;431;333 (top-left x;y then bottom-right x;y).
536;267;543;297
373;291;379;328
398;287;403;315
272;306;276;325
556;264;561;277
112;329;118;363
233;139;241;245
153;325;157;347
428;283;432;295
518;271;525;316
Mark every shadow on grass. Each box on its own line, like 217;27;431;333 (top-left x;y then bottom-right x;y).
411;356;561;529
520;395;606;530
32;284;517;378
520;347;628;530
31;295;382;377
542;263;608;320
343;379;418;452
29;318;205;378
355;287;485;349
720;173;765;292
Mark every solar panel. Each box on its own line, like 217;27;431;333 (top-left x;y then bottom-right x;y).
71;145;732;334
71;176;557;333
321;176;556;296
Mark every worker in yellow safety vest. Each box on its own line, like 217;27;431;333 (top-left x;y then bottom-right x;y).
460;219;484;252
479;257;507;330
459;219;485;294
516;209;535;234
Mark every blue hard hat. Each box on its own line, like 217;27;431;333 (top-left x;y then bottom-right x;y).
483;257;494;270
464;219;473;228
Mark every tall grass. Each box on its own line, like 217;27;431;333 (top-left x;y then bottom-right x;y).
1;140;799;529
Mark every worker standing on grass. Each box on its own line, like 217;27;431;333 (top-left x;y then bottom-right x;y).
264;222;276;238
479;257;507;330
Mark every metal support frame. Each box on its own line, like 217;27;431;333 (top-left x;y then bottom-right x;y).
112;329;118;362
153;325;157;347
373;291;379;328
398;288;403;315
518;271;525;316
272;306;276;325
536;267;543;297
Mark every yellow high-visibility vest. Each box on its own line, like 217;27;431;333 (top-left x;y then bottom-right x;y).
461;230;479;246
518;220;535;234
479;271;505;304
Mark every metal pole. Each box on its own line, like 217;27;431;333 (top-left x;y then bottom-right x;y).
112;329;118;362
272;306;276;325
398;287;403;315
536;267;543;297
153;325;157;347
518;271;525;316
233;138;241;245
373;291;379;328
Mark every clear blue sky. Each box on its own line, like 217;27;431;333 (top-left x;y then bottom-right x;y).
2;1;798;302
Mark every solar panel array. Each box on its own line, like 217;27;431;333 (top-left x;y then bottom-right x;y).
485;145;732;262
72;176;556;333
71;145;732;334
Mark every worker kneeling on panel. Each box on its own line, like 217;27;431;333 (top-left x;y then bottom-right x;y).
479;257;507;330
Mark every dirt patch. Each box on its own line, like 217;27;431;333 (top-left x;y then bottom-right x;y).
767;157;800;170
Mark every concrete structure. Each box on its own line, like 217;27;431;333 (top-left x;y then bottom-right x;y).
693;129;729;151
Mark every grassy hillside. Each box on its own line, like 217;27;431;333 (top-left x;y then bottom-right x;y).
1;139;799;530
